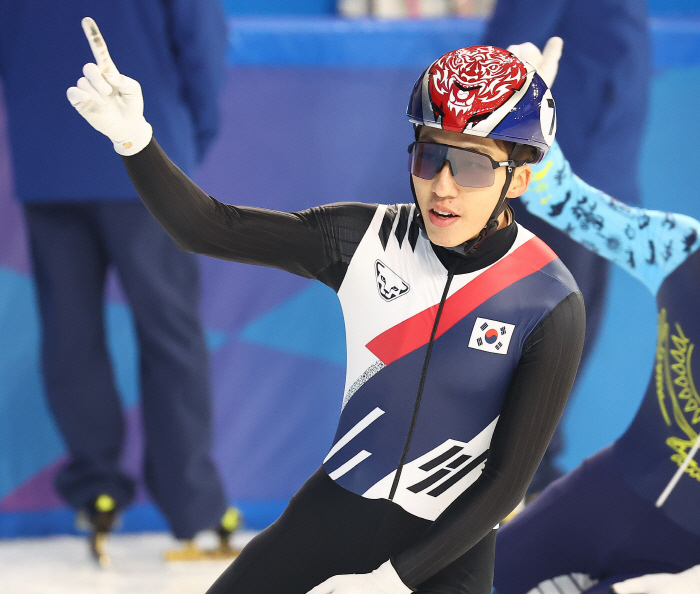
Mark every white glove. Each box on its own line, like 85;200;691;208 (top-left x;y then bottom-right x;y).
66;17;152;156
507;37;563;88
306;560;413;594
612;564;700;594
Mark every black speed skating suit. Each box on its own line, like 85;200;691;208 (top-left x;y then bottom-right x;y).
124;139;585;594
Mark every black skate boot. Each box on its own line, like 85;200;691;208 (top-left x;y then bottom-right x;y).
216;506;243;555
77;494;119;568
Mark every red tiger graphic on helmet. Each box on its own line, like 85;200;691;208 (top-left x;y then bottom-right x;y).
429;46;527;132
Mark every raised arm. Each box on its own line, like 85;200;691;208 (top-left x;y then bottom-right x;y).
521;141;700;296
122;138;375;283
67;18;376;284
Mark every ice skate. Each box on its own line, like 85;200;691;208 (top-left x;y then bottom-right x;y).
76;494;119;568
89;531;111;568
164;507;243;561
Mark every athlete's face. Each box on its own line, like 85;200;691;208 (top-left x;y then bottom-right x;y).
412;127;531;248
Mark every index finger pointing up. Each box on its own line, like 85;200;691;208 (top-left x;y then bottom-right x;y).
81;17;119;75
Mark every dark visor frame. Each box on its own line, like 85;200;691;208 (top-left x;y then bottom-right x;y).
408;142;527;189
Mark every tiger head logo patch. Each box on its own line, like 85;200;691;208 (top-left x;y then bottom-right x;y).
375;260;409;302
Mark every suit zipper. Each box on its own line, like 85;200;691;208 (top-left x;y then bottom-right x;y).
389;262;457;500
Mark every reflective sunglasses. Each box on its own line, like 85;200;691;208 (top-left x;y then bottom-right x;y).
408;142;521;189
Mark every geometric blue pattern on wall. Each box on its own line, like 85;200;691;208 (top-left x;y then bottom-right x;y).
0;266;64;501
639;66;700;220
559;264;658;471
238;281;346;366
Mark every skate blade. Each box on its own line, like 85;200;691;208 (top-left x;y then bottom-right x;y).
90;533;111;568
163;542;240;562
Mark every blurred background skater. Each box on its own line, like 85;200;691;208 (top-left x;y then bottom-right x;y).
0;2;240;566
491;40;700;594
494;135;700;594
483;0;652;494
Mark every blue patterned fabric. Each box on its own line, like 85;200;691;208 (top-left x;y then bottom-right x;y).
523;141;700;296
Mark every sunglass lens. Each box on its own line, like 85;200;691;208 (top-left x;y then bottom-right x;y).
450;151;495;188
410;143;445;181
409;143;495;188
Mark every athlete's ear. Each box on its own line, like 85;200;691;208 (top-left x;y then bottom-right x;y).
506;164;532;198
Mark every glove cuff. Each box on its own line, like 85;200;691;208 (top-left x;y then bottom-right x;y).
113;121;153;157
372;560;413;594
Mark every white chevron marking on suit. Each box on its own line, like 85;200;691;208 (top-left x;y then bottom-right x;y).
323;407;385;464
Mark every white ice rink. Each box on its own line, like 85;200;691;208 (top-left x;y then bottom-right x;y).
0;530;258;594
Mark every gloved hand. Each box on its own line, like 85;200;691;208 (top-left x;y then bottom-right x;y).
306;560;412;594
507;37;563;88
612;564;700;594
66;17;152;156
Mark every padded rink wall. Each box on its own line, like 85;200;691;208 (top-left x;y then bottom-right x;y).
0;17;699;537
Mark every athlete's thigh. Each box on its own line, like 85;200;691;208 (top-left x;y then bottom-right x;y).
600;488;700;578
206;468;428;594
416;529;497;594
494;451;617;594
205;511;329;594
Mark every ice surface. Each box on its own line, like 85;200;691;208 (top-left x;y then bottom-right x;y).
0;530;258;594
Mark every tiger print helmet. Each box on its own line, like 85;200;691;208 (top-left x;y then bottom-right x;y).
406;45;556;163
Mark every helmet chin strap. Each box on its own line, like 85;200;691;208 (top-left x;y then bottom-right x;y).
410;165;514;257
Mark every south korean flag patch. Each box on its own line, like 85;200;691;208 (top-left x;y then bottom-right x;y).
468;317;515;355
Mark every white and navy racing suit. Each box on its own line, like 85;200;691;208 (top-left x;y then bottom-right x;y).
493;142;700;594
124;139;585;594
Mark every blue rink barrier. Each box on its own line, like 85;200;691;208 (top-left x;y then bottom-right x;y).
0;500;287;538
227;16;700;68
